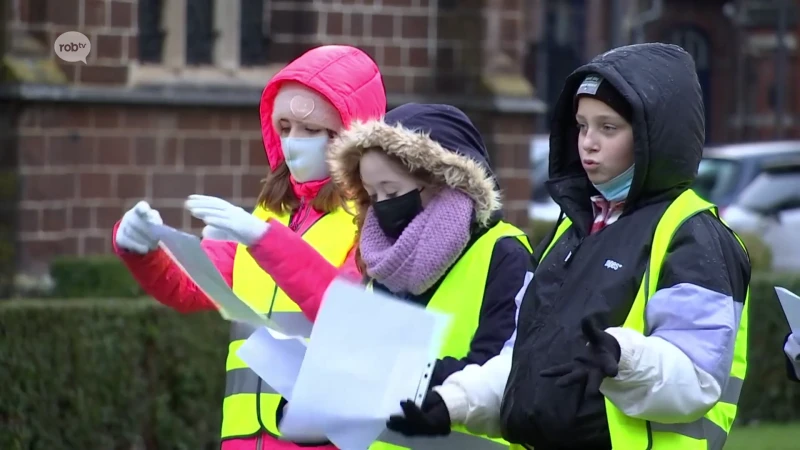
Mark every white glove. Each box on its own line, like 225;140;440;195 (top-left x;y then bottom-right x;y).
201;224;238;241
115;200;163;254
185;195;269;246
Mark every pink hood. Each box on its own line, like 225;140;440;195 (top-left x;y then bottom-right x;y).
259;45;387;199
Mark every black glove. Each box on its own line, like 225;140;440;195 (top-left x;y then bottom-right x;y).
386;391;451;437
539;318;621;388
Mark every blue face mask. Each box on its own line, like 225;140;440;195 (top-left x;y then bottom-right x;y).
593;164;635;202
280;136;330;183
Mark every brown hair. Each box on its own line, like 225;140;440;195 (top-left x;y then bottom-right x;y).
256;161;346;215
351;147;440;274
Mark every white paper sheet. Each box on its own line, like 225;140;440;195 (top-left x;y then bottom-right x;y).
149;223;285;332
776;286;800;333
278;278;451;449
237;326;308;401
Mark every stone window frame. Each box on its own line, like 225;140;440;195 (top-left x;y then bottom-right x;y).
130;0;283;87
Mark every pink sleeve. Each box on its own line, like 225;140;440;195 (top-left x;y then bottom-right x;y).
112;220;238;313
246;218;361;322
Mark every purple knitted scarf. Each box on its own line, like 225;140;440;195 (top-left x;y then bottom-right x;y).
360;188;474;295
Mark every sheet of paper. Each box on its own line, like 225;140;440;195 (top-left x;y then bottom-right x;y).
237;326;307;401
149;223;285;332
776;286;800;333
279;278;450;449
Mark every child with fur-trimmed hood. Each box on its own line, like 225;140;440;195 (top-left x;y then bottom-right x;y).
192;103;534;443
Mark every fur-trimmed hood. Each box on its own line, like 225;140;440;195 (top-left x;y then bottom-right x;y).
328;103;501;227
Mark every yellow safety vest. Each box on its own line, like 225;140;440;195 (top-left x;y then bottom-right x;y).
369;221;532;450
511;189;749;450
221;203;357;440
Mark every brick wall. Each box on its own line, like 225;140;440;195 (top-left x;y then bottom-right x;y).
4;0;538;281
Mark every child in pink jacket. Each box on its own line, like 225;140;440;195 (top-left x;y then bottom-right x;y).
112;45;386;450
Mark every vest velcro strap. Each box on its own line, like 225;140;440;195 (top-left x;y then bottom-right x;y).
650;417;726;450
230;312;314;341
376;429;507;450
225;367;278;396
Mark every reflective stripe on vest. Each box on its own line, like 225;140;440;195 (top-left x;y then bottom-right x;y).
221;203;357;440
369;221;532;450
537;189;749;450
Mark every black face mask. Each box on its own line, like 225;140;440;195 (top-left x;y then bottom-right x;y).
373;188;424;239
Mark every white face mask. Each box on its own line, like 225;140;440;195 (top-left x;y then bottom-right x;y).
280;136;330;183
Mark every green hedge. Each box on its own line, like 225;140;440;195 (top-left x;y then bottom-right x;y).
1;275;798;447
0;299;228;449
49;256;143;298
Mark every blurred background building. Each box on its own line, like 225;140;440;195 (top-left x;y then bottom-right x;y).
1;0;800;294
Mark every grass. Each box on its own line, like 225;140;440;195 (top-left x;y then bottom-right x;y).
725;423;800;450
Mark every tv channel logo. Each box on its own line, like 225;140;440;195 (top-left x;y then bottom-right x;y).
54;31;91;64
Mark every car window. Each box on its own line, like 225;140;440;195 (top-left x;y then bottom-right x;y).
738;170;800;213
693;158;741;203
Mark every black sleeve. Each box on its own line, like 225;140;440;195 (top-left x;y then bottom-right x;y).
658;210;750;303
430;236;534;387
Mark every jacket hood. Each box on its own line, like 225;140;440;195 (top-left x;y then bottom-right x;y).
259;45;387;172
328;103;501;227
547;43;704;229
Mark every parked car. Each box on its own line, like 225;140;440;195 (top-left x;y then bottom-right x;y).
721;158;800;271
529;139;800;223
694;141;800;209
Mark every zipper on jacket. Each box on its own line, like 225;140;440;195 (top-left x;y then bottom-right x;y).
290;197;311;232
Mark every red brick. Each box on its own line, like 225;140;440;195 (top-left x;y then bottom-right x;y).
123;108;156;129
83;236;110;255
201;174;236;198
408;47;429;68
48;0;80;26
133;137;158;164
350;13;366;36
177;110;216;130
95;34;124;60
70;206;93;229
128;35;138;60
18;109;39;129
20;238;72;269
371;14;394;38
230;139;244;166
383;0;414;5
383;46;403;68
39;106;91;129
401;15;428;39
19;207;41;232
246;139;267;166
21;173;76;201
47;135;88;165
240;173;265;197
96;205;126;229
79;65;128;84
109;0;134;28
152;173;198;199
42;208;68;232
85;0;107;26
327;12;345;35
95;137;132;165
162;138;182;166
383;75;406;93
184;138;224;166
92;107;122;128
117;173;147;200
18;137;47;166
77;173;113;199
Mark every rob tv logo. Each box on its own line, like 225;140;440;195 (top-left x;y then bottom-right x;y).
54;31;91;64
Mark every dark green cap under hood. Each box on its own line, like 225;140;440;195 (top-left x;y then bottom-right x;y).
546;43;705;231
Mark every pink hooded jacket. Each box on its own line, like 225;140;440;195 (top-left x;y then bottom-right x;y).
112;45;386;450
